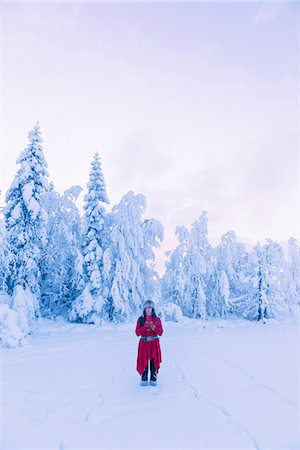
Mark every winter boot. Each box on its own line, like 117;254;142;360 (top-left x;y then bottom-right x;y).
140;362;149;386
150;359;157;386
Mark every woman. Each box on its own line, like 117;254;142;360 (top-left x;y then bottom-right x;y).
135;300;163;386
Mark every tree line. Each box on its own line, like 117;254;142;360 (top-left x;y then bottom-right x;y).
0;124;299;347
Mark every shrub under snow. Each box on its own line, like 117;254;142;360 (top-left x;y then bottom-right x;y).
0;303;25;348
11;285;37;335
160;302;184;322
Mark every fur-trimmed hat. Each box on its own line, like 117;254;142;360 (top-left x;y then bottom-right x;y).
143;300;155;309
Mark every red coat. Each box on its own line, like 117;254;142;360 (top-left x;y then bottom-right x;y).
135;316;163;376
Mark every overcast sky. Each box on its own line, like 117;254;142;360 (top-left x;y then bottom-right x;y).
1;1;298;273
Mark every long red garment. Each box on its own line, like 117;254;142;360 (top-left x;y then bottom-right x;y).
135;316;163;376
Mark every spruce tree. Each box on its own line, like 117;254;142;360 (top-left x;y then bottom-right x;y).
0;220;12;296
239;240;288;321
3;123;49;330
70;152;109;324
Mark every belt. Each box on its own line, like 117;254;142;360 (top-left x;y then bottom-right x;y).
141;335;159;342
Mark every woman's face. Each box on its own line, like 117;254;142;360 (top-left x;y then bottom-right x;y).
145;307;152;315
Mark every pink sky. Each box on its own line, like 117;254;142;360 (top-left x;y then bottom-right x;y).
1;2;298;273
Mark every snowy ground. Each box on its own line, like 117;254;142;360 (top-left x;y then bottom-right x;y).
2;313;299;450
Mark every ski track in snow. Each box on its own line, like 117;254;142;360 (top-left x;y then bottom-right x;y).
59;362;129;448
58;364;165;450
201;352;298;411
60;349;262;450
83;366;127;422
165;349;262;450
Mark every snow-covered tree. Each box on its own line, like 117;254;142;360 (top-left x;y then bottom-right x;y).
210;231;248;317
0;220;12;295
162;211;212;319
41;185;84;318
217;231;247;294
237;240;289;321
161;225;189;311
214;269;230;317
228;248;258;319
141;218;164;301
103;191;163;323
181;213;210;319
283;237;300;307
69;152;109;324
3;123;50;331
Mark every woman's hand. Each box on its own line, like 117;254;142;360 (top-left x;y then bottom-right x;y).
145;320;156;331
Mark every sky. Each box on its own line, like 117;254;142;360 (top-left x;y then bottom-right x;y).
1;1;299;274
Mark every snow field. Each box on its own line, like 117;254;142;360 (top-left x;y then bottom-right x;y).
2;316;299;450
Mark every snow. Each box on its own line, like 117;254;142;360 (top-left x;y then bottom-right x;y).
0;304;24;348
22;180;35;203
10;202;21;220
11;284;37;335
160;301;185;322
2;313;299;449
27;196;40;219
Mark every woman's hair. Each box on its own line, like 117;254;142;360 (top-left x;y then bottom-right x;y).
139;307;157;326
